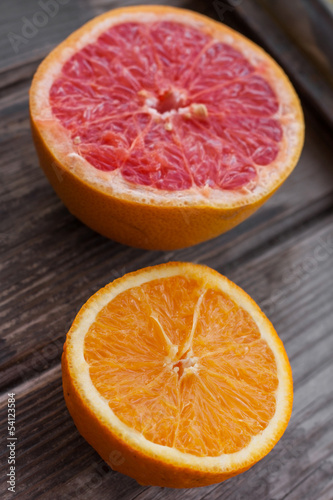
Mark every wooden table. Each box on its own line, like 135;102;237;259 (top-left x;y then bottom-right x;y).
1;1;333;498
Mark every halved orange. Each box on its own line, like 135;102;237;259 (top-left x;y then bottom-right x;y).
62;262;293;488
30;5;304;250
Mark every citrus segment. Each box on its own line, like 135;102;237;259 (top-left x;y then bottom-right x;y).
62;262;293;487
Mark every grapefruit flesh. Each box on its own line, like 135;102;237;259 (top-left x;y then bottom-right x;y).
30;6;304;249
49;20;282;192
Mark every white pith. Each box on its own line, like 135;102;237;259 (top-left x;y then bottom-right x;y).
66;263;292;472
30;8;304;209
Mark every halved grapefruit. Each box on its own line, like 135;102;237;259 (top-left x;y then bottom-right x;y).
30;5;304;250
62;262;293;488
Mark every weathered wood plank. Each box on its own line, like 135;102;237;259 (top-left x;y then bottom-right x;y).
0;0;91;72
1;214;332;499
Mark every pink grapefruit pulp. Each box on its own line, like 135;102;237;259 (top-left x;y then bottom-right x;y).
30;6;304;249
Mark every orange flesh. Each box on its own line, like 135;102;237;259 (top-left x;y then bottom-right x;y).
84;276;278;456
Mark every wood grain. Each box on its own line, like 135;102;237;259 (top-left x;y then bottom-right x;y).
1;0;333;499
